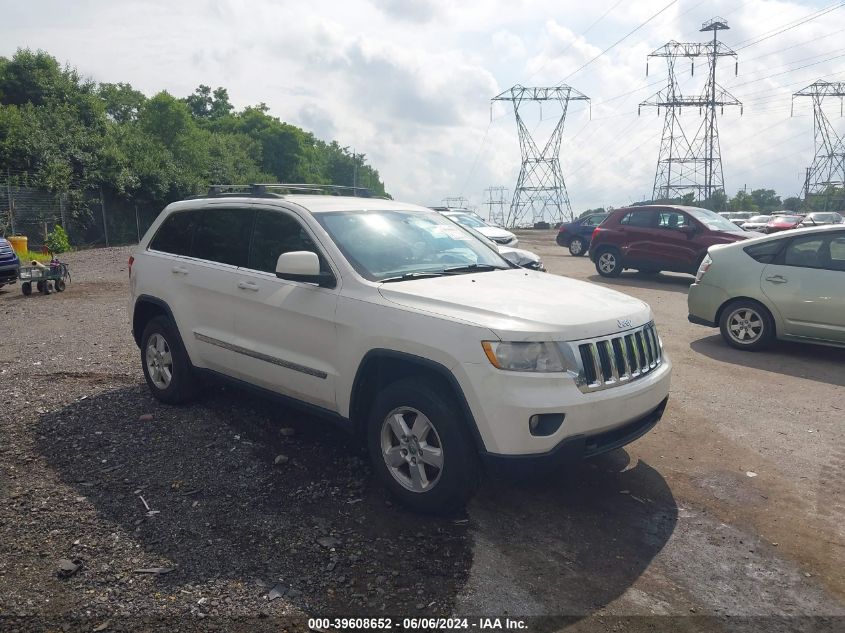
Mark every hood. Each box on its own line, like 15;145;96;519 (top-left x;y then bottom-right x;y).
476;225;514;240
498;245;540;267
378;269;652;341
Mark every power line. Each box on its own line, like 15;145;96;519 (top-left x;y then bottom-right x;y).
735;2;844;50
557;0;681;85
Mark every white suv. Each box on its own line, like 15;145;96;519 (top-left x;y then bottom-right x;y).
129;186;671;512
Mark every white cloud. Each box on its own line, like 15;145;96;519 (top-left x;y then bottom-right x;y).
1;0;842;215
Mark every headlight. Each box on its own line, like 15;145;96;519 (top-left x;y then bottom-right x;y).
481;341;578;373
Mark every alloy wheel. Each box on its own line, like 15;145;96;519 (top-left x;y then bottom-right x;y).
380;407;444;493
726;308;764;344
598;252;617;274
570;239;583;255
145;333;173;389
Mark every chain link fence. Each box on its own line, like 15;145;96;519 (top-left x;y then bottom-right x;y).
1;172;162;249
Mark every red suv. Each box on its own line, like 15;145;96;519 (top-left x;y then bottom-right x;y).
589;205;751;278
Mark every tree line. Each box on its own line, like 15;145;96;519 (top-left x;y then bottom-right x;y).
0;49;387;243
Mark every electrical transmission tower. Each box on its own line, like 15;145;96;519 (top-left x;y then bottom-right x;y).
483;186;508;225
792;80;845;211
640;18;742;203
492;85;589;226
443;196;469;210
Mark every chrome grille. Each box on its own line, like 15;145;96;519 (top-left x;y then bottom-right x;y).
571;322;662;393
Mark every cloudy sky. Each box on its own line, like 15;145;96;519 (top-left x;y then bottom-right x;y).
2;0;843;216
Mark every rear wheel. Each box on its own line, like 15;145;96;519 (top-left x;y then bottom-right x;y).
367;378;479;514
140;316;199;404
21;282;32;296
595;248;622;278
719;299;775;351
568;237;586;257
55;279;66;292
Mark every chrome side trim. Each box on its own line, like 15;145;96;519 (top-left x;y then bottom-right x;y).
194;332;328;379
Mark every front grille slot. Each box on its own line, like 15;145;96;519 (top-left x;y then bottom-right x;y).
571;322;663;393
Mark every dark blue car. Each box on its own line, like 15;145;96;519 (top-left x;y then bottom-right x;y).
0;237;21;288
556;213;608;256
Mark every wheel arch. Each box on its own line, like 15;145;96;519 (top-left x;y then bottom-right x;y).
133;295;180;348
349;349;486;452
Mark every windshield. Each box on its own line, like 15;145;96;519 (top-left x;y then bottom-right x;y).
315;209;510;281
747;215;771;223
447;213;488;229
686;208;740;232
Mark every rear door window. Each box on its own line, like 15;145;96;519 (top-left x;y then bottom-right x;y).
782;235;825;269
825;235;845;272
619;210;655;227
191;207;255;267
148;210;200;256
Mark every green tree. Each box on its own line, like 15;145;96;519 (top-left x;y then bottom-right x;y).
750;188;781;212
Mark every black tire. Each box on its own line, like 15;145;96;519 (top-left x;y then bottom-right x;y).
21;282;31;296
37;280;48;294
55;279;66;292
568;237;587;257
718;299;775;351
140;315;199;404
367;377;480;514
595;247;623;278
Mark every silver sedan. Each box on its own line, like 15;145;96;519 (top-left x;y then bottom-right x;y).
688;225;845;350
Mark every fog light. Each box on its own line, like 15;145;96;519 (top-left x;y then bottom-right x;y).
528;413;565;437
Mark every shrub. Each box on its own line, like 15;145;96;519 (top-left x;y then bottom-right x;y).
46;226;71;253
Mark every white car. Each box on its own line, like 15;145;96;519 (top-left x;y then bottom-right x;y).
441;211;519;247
129;186;671;512
688;225;845;350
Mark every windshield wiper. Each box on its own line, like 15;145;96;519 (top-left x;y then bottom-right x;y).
380;271;449;283
441;263;506;274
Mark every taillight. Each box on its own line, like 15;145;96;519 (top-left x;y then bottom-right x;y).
591;227;600;241
695;254;712;283
128;255;134;278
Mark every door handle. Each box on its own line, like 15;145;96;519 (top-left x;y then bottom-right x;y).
171;266;189;275
237;280;259;291
765;275;787;284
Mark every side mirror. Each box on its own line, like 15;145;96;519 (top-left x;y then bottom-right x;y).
275;251;334;287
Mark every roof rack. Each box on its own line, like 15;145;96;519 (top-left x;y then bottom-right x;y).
203;183;378;199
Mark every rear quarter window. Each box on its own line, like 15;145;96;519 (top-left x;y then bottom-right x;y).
619;210;654;227
743;240;783;264
148;211;200;256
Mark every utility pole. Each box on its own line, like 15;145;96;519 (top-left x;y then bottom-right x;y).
792;80;845;211
640;17;742;202
492;85;589;226
5;168;14;235
99;185;109;247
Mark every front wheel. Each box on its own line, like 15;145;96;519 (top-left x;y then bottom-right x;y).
719;299;775;351
367;378;479;514
22;282;32;296
569;237;586;256
140;316;199;404
595;248;622;278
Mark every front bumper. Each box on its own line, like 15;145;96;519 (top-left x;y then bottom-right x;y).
454;352;672;457
482;397;668;473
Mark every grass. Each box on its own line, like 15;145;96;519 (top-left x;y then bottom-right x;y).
16;250;52;263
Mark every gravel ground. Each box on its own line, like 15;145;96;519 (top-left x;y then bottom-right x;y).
0;238;843;632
